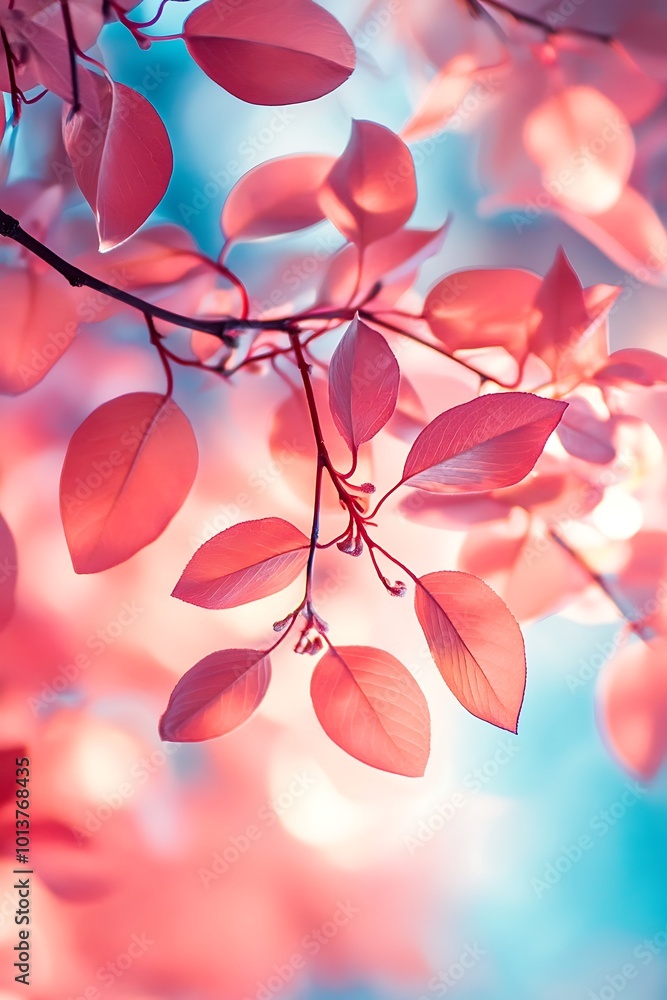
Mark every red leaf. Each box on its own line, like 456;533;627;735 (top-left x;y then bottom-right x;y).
318;221;450;311
552;186;667;286
530;249;620;382
0;2;104;103
78;225;204;289
400;392;567;493
310;645;430;776
159;648;271;742
401;64;475;143
172;517;309;610
60;392;198;573
221;154;334;242
0;267;80;394
594;348;667;388
598;638;667;780
386;373;428;443
318;120;417;246
0;513;17;632
415;571;526;732
183;0;355;106
556;396;616;465
269;377;373;510
424;267;541;373
458;516;590;622
63;74;173;251
524;87;634;214
328;318;399;454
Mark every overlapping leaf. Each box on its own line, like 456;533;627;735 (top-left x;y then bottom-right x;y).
530;248;620;382
221;154;335;242
63;73;173;250
328;318;399;454
399;392;567;493
318;120;417;246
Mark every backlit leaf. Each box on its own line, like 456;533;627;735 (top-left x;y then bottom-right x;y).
311;645;430;776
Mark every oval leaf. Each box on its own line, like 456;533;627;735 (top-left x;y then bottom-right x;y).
424;267;541;366
598;638;667;780
173;517;309;609
159;648;271;742
328;318;399;453
318;120;417;246
60;392;198;573
0;267;80;394
523;87;634;214
222;154;335;241
401;392;568;493
63;75;173;251
415;571;526;732
594;348;667;388
310;645;430;776
183;0;355;106
0;513;17;631
556;396;616;465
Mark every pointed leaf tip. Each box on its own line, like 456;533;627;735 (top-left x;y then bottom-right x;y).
415;571;526;733
160;648;271;742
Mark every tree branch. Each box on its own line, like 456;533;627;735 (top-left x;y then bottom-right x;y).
472;0;613;44
0;209;242;346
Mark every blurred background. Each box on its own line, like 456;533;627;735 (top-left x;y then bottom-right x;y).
1;1;667;997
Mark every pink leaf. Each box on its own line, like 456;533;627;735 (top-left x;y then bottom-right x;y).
0;267;80;394
60;392;198;573
183;0;355;106
328;317;399;454
523;87;634;214
614;531;667;637
0;513;17;631
551;186;667;286
618;12;667;81
63;74;173;251
318;120;417;246
556;396;616;464
0;1;104;104
530;248;619;382
221;154;335;242
159;648;271;742
415;571;526;732
400;392;567;493
386;373;428;443
78;225;204;289
424;266;541;370
270;378;373;510
458;517;590;622
310;645;430;776
594;348;667;388
172;517;309;610
401;64;475;143
598;638;667;780
318;220;450;311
